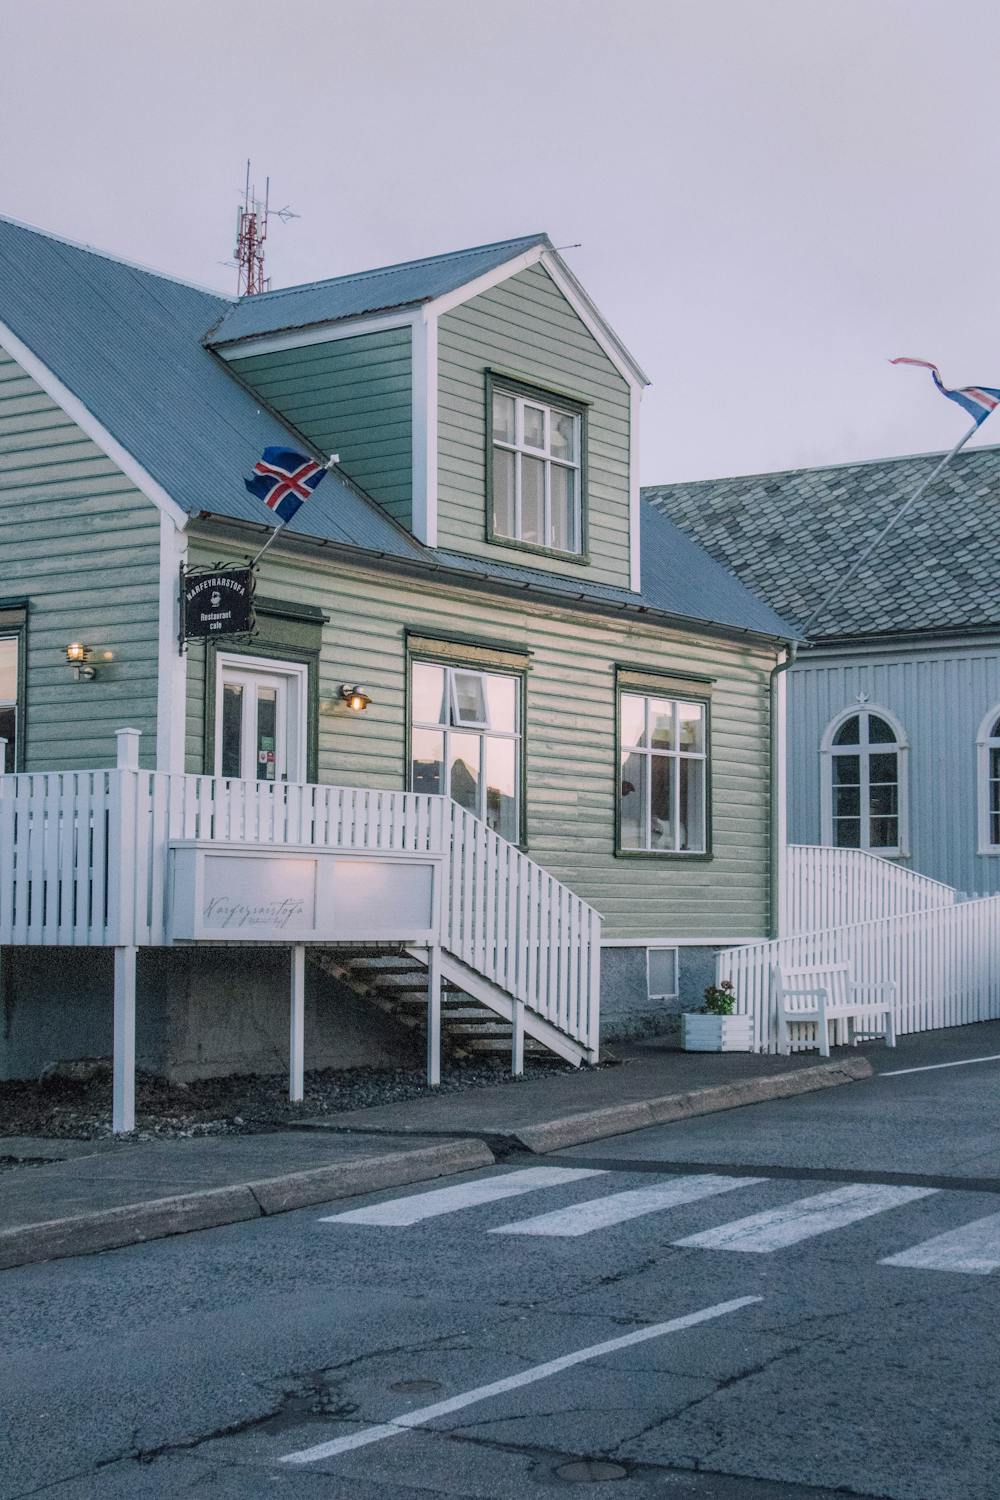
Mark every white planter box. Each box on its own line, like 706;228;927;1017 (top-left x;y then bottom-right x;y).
681;1012;753;1052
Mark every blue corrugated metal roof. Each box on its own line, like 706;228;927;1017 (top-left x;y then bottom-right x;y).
0;215;794;641
206;234;550;347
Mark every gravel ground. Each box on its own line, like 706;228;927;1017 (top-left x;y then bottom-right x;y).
0;1056;589;1144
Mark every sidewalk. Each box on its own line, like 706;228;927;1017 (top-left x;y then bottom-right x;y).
0;1040;876;1272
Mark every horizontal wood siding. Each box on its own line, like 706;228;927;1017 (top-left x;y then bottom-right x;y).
788;643;1000;898
230;328;413;527
437;264;632;588
187;531;777;939
0;346;161;769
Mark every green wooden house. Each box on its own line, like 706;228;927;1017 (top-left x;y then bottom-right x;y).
0;217;795;1120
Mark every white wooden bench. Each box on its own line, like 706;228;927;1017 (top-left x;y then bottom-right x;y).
771;962;897;1056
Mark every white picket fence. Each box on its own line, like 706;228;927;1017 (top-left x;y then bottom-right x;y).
783;845;957;936
0;744;600;1057
719;895;1000;1053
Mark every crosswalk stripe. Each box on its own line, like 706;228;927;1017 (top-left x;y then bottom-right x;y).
673;1183;938;1253
319;1166;605;1227
489;1173;764;1238
880;1211;1000;1275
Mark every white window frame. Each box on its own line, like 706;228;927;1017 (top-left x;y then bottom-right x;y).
0;634;18;773
976;704;1000;856
214;653;308;784
646;945;679;1002
490;386;583;555
820;706;909;858
410;659;522;840
618;693;709;855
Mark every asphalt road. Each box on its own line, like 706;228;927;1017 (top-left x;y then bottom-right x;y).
3;1046;1000;1500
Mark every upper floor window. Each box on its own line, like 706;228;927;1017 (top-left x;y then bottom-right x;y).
0;636;19;772
489;377;584;557
977;707;1000;854
821;708;908;856
410;659;522;843
619;692;708;854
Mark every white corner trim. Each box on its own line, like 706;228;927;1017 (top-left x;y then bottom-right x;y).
411;310;438;546
214;309;420;362
539;250;649;390
0;316;189;531
157;516;187;773
429;245;546;318
629;384;642;592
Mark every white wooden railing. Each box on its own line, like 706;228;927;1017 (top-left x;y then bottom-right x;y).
0;742;600;1056
719;895;1000;1053
782;845;958;937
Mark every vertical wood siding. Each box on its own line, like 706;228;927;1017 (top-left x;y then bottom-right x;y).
230;328;413;527
0;346;161;769
788;644;1000;897
186;533;777;940
437;264;632;588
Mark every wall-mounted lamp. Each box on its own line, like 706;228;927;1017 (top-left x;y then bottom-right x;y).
339;684;372;713
65;642;96;681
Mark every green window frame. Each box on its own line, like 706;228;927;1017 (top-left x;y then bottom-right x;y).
485;371;589;563
615;680;712;860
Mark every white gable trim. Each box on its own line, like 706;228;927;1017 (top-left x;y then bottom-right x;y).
428;245;547;317
213;309;420;362
0;317;189;531
629;385;642;592
411;309;438;546
537;249;649;390
157;515;187;773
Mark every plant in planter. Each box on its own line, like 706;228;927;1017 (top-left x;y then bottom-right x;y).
681;980;753;1052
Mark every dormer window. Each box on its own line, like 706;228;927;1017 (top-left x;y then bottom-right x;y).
487;374;586;558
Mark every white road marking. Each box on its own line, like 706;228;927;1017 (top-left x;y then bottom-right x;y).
489;1173;764;1238
318;1166;605;1227
673;1182;937;1253
279;1295;762;1467
881;1210;1000;1274
881;1053;1000;1077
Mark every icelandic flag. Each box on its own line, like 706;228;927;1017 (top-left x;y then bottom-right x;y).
890;358;1000;427
244;446;327;524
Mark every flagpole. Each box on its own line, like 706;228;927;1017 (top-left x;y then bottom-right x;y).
798;419;980;639
248;518;291;570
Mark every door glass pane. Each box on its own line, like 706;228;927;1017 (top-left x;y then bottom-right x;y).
492;447;515;538
619;750;646;849
452;671;487;726
449;732;480;814
868;714;896;744
0;639;16;703
834;817;861;847
833;754;860;785
412;661;447;725
221;683;243;778
411;728;444;796
523;405;545;449
833;716;860;746
649;699;674;750
679;758;705;851
650;755;673;849
0;705;14;771
550;464;574;551
870;817;898;849
485;736;517;841
520;456;544;543
492;391;515;444
835;785;861;817
256;687;277;781
869;752;897;785
484;673;517;734
678;701;704;752
620;694;646;750
551;410;576;461
869;782;898;816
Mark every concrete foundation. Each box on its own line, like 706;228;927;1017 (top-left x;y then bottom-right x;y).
600;944;722;1040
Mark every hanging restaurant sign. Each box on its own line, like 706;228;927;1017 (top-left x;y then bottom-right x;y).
180;566;255;646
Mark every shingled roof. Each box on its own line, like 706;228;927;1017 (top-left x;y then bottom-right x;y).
644;448;1000;639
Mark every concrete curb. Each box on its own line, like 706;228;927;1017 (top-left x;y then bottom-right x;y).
0;1137;494;1273
510;1057;874;1153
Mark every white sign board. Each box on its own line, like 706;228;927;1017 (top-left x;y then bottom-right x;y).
170;843;439;943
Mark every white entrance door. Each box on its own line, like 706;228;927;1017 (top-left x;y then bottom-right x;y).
216;656;307;783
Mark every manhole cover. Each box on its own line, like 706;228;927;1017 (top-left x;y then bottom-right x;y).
555;1459;629;1483
389;1378;443;1395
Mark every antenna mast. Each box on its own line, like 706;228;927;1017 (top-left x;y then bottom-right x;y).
234;162;269;296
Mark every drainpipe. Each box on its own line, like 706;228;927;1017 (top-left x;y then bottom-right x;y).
769;641;799;940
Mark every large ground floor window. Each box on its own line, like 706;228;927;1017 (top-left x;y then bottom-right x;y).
410;659;522;843
619;691;708;854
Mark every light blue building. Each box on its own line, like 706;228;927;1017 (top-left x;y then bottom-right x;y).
645;448;1000;898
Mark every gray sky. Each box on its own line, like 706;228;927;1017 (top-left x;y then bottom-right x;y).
3;0;1000;483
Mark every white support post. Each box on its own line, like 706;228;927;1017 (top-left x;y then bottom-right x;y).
290;944;305;1103
511;995;525;1078
113;945;137;1134
426;944;441;1087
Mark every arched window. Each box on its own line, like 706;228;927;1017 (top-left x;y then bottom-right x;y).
977;707;1000;854
821;708;908;856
